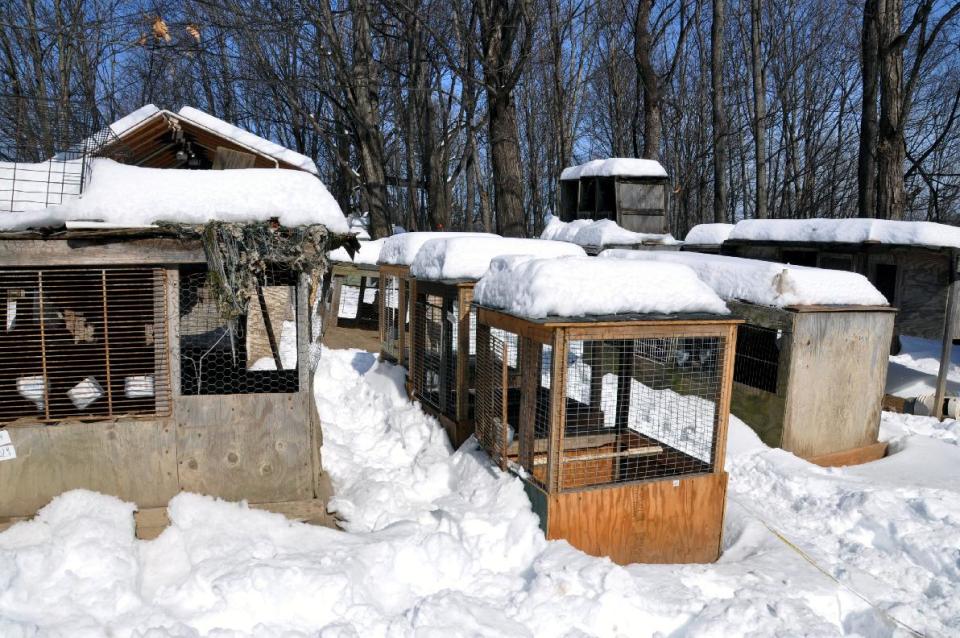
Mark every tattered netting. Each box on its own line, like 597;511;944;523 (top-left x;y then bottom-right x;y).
160;220;359;322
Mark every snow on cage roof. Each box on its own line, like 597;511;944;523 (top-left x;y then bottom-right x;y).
599;249;889;308
0;158;349;232
329;238;386;265
473;255;730;319
377;231;497;266
684;223;734;245
729;218;960;250
560;157;668;181
540;214;676;248
410;236;586;281
108;104;162;137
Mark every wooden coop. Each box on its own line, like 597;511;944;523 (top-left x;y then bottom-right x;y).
0;234;333;521
729;301;895;466
408;237;585;448
325;259;379;330
474;306;740;564
597;248;897;466
559;158;670;235
0;101;344;526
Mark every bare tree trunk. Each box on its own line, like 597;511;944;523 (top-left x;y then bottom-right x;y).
859;0;880;218
634;0;661;160
876;0;906;220
488;93;526;236
750;0;768;219
711;0;728;223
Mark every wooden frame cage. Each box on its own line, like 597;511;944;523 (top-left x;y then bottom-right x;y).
728;301;895;466
324;261;379;330
410;278;476;446
559;174;670;235
0;237;331;520
378;264;412;367
474;306;740;564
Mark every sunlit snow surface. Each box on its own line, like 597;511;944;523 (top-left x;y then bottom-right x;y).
0;347;957;636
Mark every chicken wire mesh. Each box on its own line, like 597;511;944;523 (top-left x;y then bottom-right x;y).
0;267;170;423
179;267;298;395
732;324;782;393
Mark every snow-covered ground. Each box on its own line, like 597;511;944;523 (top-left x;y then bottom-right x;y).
1;347;958;636
887;335;960;398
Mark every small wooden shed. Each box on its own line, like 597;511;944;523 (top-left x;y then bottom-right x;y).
472;256;738;564
0;232;334;519
408;237;584;446
600;249;896;466
558;158;671;235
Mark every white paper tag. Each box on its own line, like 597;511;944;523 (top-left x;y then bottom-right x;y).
0;430;10;446
0;444;16;461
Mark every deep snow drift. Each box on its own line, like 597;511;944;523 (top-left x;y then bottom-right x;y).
0;348;958;636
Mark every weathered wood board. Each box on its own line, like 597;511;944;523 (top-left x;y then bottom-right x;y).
0;418;179;517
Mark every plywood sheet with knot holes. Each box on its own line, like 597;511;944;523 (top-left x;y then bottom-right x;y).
545;472;727;565
175;393;313;503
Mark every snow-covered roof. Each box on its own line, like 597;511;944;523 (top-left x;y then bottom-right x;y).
176;106;319;176
599;249;889;308
540;215;676;248
728;218;960;250
560;158;668;181
474;255;729;319
329;238;386;265
106;104;320;176
108;104;162;137
410;237;585;281
0;158;348;232
377;231;497;266
684;223;734;245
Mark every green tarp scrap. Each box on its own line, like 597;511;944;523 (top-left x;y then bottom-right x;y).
159;220;360;322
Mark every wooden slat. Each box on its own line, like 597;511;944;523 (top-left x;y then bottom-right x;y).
547;329;567;493
807;441;888;468
0;239;205;267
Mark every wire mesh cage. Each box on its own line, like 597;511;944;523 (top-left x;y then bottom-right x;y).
0;266;171;423
179;266;299;395
410;279;477;444
324;263;379;329
378;265;410;365
0;95;129;214
475;309;739;493
732;323;782;393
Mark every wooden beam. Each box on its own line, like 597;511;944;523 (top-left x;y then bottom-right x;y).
934;255;960;419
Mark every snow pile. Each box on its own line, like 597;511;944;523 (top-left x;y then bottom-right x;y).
560;157;668;180
887;335;960;398
377;231;496;266
2;348;960;635
474;255;730;318
177;106;320;176
730;217;960;249
329;237;385;265
0;159;83;214
0;158;350;232
539;214;590;242
539;214;676;248
600;249;889;308
410;236;585;281
685;223;734;245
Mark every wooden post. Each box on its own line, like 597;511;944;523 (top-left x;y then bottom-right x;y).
933;253;959;419
519;337;539;474
547;329;567;493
